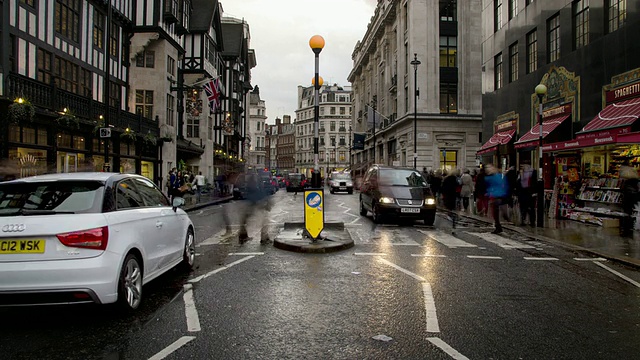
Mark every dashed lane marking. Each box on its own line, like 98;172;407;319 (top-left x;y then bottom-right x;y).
467;255;502;260
354;252;387;256
148;336;196;360
574;257;607;261
411;254;447;258
182;284;200;332
427;337;469;360
524;257;559;261
228;252;265;256
189;256;255;284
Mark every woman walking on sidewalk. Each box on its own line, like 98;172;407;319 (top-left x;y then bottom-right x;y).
485;164;507;234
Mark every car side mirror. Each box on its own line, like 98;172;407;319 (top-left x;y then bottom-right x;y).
172;197;185;212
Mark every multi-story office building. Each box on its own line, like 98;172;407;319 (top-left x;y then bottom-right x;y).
481;0;640;213
295;83;352;177
265;123;278;172
248;85;267;169
1;0;159;180
349;0;483;174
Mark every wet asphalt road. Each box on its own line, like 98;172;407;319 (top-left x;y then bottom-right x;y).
1;188;640;359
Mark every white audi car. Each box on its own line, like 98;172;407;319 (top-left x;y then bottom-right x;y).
0;173;195;310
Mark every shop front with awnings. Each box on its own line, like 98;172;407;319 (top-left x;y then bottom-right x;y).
477;117;517;169
514;104;573;150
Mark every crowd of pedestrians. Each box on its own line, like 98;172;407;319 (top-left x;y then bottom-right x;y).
422;162;540;234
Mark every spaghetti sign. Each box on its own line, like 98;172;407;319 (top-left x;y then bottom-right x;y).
304;189;324;239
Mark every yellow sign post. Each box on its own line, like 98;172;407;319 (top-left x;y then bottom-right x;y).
303;189;324;240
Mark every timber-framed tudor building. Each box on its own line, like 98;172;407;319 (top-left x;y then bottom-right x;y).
0;0;255;187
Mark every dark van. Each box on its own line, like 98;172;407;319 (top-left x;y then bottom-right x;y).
285;173;306;192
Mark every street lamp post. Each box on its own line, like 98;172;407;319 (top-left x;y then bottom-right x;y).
309;35;325;188
535;83;547;228
371;95;377;166
410;53;421;170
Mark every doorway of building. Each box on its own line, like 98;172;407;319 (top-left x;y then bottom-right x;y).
57;152;78;173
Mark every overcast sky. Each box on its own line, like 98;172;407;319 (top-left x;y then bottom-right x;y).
221;0;377;123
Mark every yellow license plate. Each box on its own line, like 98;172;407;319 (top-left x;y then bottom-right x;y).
0;239;45;254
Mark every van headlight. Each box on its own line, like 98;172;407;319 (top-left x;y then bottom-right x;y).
425;198;436;205
379;197;394;204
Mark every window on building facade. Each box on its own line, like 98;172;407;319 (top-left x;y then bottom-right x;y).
607;0;626;33
440;83;457;114
37;48;53;85
339;121;345;130
339;136;345;146
208;116;213;140
509;0;518;19
340;107;345;115
136;50;155;68
109;82;120;108
167;56;176;76
257;122;260;131
495;0;503;32
526;30;538;74
439;36;457;68
55;0;81;42
330;107;336;115
205;37;216;64
440;150;457;171
494;53;503;90
439;0;456;21
404;86;409;113
21;0;35;7
79;68;91;97
135;90;153;119
330;121;335;131
330;136;336;146
403;2;408;31
110;23;119;58
93;9;104;49
526;0;534;5
509;42;518;82
55;56;80;93
574;0;589;49
187;117;199;138
548;14;560;63
166;94;175;126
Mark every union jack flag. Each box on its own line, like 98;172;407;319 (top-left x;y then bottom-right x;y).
203;78;221;113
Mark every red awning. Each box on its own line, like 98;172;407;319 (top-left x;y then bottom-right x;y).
477;129;515;155
514;114;570;149
579;98;640;134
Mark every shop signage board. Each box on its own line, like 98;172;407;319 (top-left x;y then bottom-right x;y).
545;127;632;151
303;189;324;239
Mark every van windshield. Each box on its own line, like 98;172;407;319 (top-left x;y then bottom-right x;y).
379;170;428;187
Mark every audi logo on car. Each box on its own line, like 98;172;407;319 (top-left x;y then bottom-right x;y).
2;224;26;232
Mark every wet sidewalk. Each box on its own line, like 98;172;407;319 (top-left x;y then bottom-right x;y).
447;208;640;267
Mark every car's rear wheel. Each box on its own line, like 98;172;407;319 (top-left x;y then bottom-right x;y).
359;198;367;216
117;254;143;311
424;211;436;226
372;202;384;224
181;228;195;270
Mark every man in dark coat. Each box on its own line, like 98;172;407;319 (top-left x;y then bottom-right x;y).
441;170;459;231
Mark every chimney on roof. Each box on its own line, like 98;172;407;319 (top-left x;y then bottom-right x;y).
283;115;291;124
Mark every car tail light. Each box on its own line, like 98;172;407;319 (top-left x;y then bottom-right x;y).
57;226;109;250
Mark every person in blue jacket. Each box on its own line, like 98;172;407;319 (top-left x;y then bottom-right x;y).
484;164;507;234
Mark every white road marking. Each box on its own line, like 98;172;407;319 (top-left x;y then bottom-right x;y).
148;336;196;360
228;252;265;256
594;262;640;288
378;258;427;282
574;257;607;261
411;254;447;258
423;283;440;333
466;232;536;249
189;256;255;283
417;229;477;248
427;337;469;360
467;255;503;260
182;284;201;332
523;257;559;261
354;252;387;256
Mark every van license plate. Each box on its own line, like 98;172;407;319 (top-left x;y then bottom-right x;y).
400;208;420;213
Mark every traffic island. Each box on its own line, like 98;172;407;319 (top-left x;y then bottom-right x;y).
274;222;354;253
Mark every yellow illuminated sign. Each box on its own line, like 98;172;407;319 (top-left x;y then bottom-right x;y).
304;189;324;239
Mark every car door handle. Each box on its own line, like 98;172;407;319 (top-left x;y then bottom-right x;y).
156;221;163;228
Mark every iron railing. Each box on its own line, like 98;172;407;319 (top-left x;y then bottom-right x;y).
5;74;159;136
